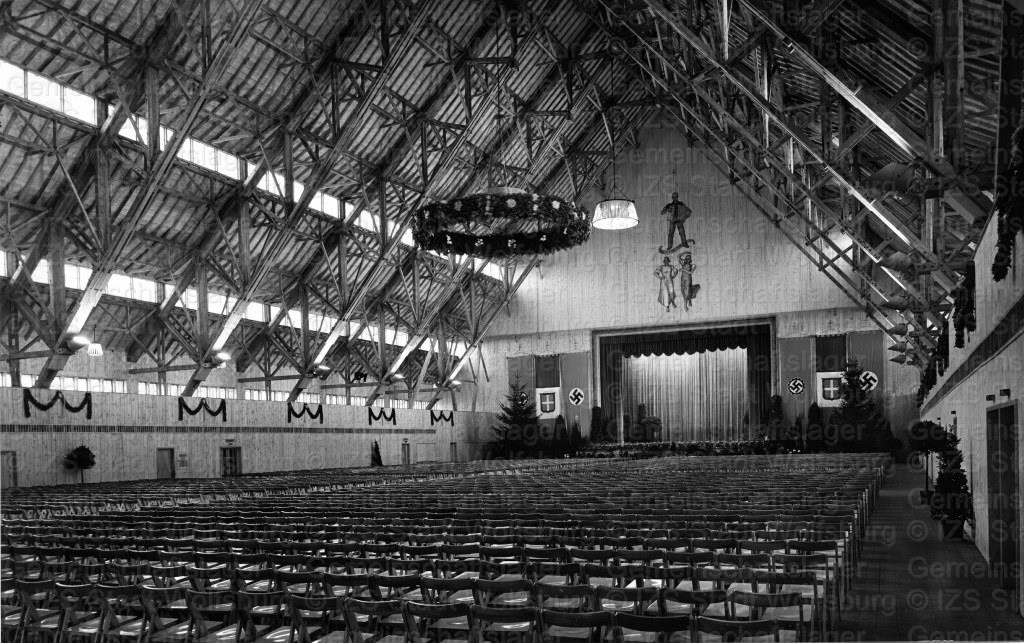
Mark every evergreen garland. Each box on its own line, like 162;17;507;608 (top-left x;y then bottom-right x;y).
952;261;976;348
993;119;1024;281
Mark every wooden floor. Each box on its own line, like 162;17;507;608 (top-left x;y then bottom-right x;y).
839;463;1024;641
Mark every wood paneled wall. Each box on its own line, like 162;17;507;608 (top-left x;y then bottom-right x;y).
0;388;494;488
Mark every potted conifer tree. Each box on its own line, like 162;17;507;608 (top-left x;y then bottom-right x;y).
929;431;972;541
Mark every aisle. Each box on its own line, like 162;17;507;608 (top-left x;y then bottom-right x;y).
839;463;1024;641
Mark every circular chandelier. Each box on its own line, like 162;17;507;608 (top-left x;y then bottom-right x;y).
413;188;591;258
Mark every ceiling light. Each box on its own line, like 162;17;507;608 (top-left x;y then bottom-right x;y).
592;118;637;231
593;198;639;230
86;342;103;357
214;351;232;363
69;334;90;347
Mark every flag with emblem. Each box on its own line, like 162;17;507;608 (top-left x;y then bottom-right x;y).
815;335;846;408
535;355;561;420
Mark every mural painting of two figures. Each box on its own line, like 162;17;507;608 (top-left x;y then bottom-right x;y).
656;192;700;312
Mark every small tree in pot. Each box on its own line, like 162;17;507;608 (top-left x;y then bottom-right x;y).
63;445;96;484
929;431;973;541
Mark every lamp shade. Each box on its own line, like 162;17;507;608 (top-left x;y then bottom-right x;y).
592;198;638;230
86;342;103;357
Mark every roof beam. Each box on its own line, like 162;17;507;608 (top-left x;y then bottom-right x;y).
638;0;957;294
364;43;624;401
284;12;557;401
32;0;267;389
124;12;361;363
732;0;987;222
182;0;436;396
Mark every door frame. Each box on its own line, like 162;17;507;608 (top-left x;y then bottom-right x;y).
986;400;1019;595
220;446;242;477
1;451;17;489
156;448;176;480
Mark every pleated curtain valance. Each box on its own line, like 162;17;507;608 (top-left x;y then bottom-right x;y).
602;323;769;358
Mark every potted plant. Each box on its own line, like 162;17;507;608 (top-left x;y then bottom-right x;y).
929;431;973;541
908;420;946;505
63;445;96;484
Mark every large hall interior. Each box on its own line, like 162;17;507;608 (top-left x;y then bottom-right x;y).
0;0;1022;641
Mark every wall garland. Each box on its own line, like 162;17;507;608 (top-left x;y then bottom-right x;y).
368;407;396;426
22;389;92;420
430;410;455;426
287;403;324;424
177;397;227;422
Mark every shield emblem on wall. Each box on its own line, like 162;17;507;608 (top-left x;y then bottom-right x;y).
535;387;561;419
816;372;843;407
539;392;556;413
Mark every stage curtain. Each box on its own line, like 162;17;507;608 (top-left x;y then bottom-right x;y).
620;348;751;442
599;324;772;436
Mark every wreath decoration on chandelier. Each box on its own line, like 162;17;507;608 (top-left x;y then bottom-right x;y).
413;191;591;257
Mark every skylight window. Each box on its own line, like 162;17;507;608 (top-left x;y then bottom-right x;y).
321;194;341;218
62;86;96;124
119;115;148;143
244;303;265;322
0;60;24;96
25;72;61;112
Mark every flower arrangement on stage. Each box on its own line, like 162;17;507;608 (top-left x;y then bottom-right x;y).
413;190;591;258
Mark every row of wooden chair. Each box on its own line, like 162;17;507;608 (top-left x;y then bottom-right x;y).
2;576;812;642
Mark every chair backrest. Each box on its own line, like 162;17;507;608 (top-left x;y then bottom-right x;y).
186;589;236;639
95;583;141;634
614;613;691;642
346;556;389;575
287;593;344;643
730;590;804;620
522;547;568;562
772;553;830;574
469;605;540;643
644;565;694;589
528;561;580;584
343;597;404;638
275;569;325;595
583;563;647;587
716;553;771;569
403;600;472;643
139;584;189;636
433;558;484;579
421;575;475;604
614;549;666;565
371;572;421;599
14;578;57;625
594;585;660;615
660;587;729;617
186;563;232;590
696;615;779;642
540;609;612;643
665;551;715;567
54;581;104;629
472;577;535;607
532;582;595;611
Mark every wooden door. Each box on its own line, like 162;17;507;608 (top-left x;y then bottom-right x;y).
156;448;175;480
221;446;242;477
987;403;1019;594
1;451;17;489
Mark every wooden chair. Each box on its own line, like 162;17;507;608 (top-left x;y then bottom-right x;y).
539;608;612;643
403;600;472;642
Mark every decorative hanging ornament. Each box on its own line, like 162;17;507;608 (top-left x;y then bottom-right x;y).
413;188;590;258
